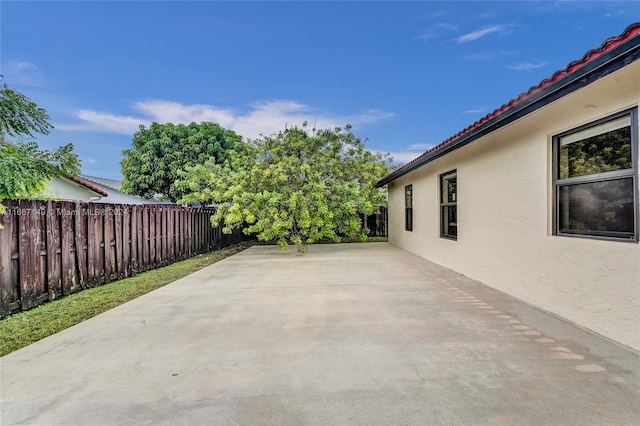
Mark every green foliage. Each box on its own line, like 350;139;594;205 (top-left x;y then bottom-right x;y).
0;75;53;138
178;123;393;251
558;124;634;234
0;76;79;225
0;141;81;198
120;122;241;202
559;127;631;179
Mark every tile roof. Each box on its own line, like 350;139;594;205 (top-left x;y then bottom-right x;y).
65;175;109;196
79;175;173;205
80;175;123;191
378;22;640;187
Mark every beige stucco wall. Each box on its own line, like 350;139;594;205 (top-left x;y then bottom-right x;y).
388;60;640;350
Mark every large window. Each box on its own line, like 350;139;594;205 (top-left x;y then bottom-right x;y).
405;185;413;231
553;109;638;241
440;170;457;239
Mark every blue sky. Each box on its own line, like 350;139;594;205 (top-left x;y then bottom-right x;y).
2;1;638;179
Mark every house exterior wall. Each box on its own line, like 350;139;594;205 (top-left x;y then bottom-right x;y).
45;177;103;201
388;60;640;350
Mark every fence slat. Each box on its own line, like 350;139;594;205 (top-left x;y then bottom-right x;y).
18;200;41;309
60;201;76;295
135;206;143;272
149;206;155;268
122;205;131;277
104;205;115;281
115;205;124;278
187;209;194;257
167;207;174;262
74;202;88;288
87;204;97;284
142;206;149;270
0;200;13;316
155;206;162;265
178;209;184;258
95;204;106;283
46;201;62;299
162;207;168;264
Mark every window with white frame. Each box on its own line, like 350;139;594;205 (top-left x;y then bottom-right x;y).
405;184;413;231
553;108;638;241
440;170;457;239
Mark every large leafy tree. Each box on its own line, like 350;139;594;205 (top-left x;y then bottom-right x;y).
177;123;393;251
0;75;53;138
120;122;241;202
0;76;80;226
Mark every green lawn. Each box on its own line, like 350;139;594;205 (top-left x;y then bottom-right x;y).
0;241;254;356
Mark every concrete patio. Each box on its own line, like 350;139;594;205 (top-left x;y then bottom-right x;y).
1;243;639;425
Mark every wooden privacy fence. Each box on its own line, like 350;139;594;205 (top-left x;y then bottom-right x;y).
0;200;248;317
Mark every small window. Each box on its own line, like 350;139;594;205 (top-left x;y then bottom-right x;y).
440;170;457;239
405;185;413;231
553;109;638;241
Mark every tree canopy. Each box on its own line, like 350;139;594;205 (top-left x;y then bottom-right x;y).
177;123;393;251
0;76;80;227
0;142;80;200
1;75;54;138
120;122;241;202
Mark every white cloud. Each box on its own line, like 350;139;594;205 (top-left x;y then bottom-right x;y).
57;99;394;139
605;10;625;17
414;22;457;41
456;25;506;43
12;61;40;73
463;107;490;114
75;110;145;134
407;143;433;150
5;61;43;86
132;100;237;126
506;61;548;71
388;151;425;165
386;143;435;165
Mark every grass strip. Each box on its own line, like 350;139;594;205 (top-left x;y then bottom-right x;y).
340;236;388;243
0;241;254;357
255;236;389;245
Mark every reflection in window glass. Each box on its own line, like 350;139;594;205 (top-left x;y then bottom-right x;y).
405;185;413;231
442;205;457;237
554;110;637;241
559;126;631;179
559;178;634;235
440;171;457;239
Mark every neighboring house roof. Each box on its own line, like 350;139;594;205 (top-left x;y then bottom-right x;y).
79;175;122;191
377;22;640;187
65;175;109;196
1;141;107;197
44;176;108;200
79;175;172;205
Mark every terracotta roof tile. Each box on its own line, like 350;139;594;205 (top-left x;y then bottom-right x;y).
65;175;108;196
